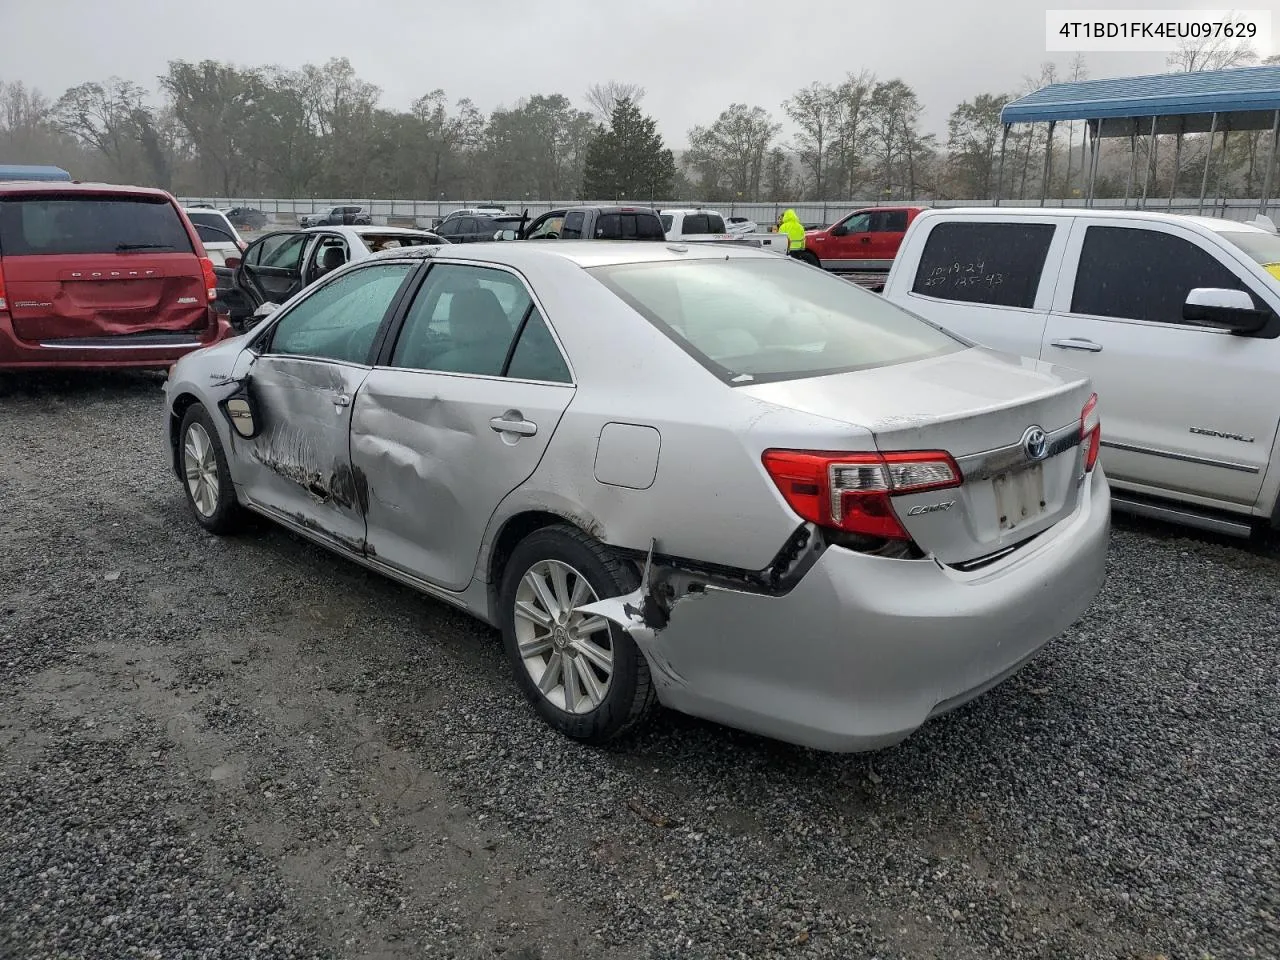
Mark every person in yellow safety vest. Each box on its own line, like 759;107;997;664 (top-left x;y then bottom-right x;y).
776;208;806;256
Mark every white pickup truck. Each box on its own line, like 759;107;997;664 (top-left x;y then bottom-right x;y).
659;208;789;255
881;207;1280;538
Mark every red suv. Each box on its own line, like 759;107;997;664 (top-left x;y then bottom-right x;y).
0;182;233;370
802;206;926;289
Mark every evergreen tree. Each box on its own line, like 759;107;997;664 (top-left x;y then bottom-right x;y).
582;98;675;201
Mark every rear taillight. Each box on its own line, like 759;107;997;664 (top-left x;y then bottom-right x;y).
0;261;7;311
199;257;217;302
763;449;961;541
1080;393;1100;472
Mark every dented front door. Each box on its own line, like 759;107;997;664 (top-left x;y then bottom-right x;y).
238;356;371;552
232;260;420;553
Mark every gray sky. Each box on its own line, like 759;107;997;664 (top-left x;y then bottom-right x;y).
4;0;1271;146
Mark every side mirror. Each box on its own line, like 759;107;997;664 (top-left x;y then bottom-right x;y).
494;229;517;241
1183;287;1268;334
224;256;241;269
830;224;848;237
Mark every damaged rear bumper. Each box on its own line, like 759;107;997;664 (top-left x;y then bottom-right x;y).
583;470;1111;753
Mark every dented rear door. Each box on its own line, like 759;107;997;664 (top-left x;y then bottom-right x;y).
350;260;576;591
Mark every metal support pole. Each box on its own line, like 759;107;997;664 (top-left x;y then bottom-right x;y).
995;124;1010;205
1169;124;1184;209
1086;120;1100;207
1198;112;1218;215
1261;110;1280;216
1123;122;1138;207
1040;121;1057;206
1079;123;1087;203
1215;129;1230;216
1140;116;1157;209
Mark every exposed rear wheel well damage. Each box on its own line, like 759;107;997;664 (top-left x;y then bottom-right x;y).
488;512;620;597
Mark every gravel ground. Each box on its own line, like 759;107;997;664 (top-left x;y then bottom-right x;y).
1;371;1277;960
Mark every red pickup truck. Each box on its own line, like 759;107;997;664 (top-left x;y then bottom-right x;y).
799;206;926;290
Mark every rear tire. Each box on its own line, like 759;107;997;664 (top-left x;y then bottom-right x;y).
499;524;657;744
178;403;243;535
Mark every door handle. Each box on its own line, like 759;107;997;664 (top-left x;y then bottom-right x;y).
331;393;351;407
860;236;872;243
489;414;537;437
1050;338;1103;353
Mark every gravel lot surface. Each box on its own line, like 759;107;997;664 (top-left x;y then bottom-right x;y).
1;371;1277;960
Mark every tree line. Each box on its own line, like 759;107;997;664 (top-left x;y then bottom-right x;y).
1;40;1275;205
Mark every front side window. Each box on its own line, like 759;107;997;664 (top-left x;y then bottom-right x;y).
589;256;961;385
839;212;872;234
251;233;308;269
0;196;194;256
706;214;727;233
911;221;1056;309
267;262;414;363
1216;229;1280;280
1072;226;1248;324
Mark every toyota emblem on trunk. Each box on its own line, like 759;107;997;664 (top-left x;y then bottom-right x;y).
1022;425;1048;462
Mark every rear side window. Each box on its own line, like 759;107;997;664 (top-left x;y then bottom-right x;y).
883;210;909;232
595;213;665;240
706;214;726;233
186;211;234;245
561;212;585;239
911;221;1055;309
590;257;961;385
0;196;194;257
660;214;673;232
1072;226;1248;325
682;214;710;235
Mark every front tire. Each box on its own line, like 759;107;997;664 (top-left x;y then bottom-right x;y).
791;249;821;268
178;403;243;535
499;525;657;744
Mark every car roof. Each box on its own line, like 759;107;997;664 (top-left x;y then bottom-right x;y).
366;238;778;269
0;180;173;199
302;225;436;236
915;206;1271;235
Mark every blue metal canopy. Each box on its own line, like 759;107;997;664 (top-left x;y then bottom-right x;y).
0;164;72;182
1002;65;1280;133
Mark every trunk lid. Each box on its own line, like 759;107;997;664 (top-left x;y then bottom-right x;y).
0;192;210;341
743;347;1095;565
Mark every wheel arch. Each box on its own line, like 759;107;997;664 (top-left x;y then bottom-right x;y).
168;391;204;477
482;506;625;618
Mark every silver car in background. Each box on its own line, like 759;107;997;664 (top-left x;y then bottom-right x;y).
162;241;1110;752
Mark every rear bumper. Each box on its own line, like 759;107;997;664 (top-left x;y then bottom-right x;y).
0;311;234;371
633;469;1111;752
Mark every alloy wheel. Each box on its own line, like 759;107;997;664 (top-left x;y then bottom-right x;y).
513;559;614;714
183;422;220;518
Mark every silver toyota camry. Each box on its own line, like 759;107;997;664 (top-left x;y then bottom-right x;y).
163;240;1110;752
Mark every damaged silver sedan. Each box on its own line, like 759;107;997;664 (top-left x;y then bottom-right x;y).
163;240;1110;752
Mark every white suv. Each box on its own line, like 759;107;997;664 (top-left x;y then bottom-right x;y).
882;207;1280;538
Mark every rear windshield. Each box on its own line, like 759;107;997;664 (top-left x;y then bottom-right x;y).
1219;229;1280;268
588;257;962;385
595;213;666;240
186;210;235;244
0;195;193;257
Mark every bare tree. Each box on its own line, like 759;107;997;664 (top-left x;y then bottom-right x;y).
1062;54;1088;198
584;81;646;125
1167;33;1259;72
